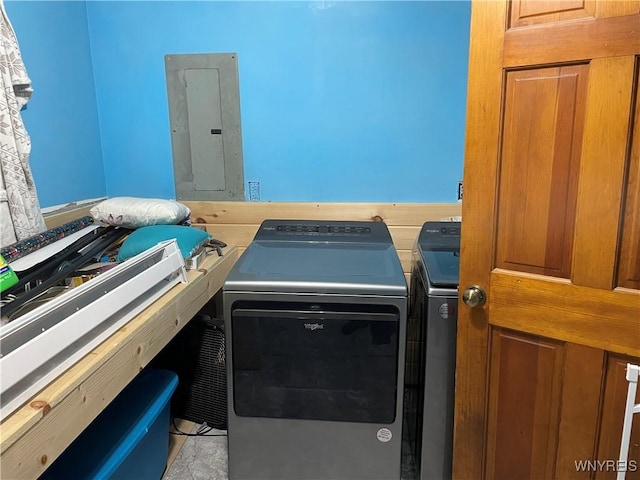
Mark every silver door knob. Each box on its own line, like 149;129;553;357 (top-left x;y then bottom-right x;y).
462;285;486;308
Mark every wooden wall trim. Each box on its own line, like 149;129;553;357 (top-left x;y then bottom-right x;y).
185;201;461;225
184;201;462;276
43;203;100;229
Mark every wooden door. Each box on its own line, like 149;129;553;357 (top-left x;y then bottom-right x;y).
455;1;640;479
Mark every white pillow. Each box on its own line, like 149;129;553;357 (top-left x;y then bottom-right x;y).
90;197;190;228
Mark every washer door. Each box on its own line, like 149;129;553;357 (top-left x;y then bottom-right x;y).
231;301;399;423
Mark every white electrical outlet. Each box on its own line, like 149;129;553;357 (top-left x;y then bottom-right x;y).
249;182;260;202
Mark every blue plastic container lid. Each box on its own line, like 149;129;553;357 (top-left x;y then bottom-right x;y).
43;368;178;479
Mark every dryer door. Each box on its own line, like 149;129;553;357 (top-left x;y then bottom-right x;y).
231;301;399;423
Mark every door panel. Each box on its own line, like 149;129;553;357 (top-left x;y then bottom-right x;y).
555;344;604;479
617;72;640;290
485;335;614;479
185;68;226;192
485;329;564;480
509;0;596;28
455;1;640;479
572;56;636;289
165;53;245;201
509;0;640;27
596;1;640;17
495;66;587;278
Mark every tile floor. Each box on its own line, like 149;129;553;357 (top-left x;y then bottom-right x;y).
165;424;228;480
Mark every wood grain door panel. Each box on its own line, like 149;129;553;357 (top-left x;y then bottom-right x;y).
495;65;587;278
595;0;640;17
485;334;616;479
485;329;564;480
509;0;640;29
617;66;640;290
572;56;636;290
555;344;605;479
509;0;596;28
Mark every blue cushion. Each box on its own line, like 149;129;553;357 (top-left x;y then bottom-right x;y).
117;225;211;261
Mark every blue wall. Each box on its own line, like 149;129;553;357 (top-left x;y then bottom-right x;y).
87;1;470;202
6;1;105;208
5;1;470;205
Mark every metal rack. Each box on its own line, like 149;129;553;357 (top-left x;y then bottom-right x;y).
618;363;640;480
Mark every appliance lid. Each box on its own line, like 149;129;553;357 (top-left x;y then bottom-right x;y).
420;247;460;288
224;241;407;296
417;221;461;288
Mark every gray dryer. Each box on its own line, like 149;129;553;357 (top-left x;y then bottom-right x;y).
223;219;408;480
404;221;460;480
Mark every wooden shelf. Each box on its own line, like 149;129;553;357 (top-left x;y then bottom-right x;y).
0;246;238;480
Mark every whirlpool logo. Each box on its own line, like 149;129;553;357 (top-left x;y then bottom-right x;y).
304;323;324;331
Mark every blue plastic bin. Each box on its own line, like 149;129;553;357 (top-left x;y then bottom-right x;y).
42;368;179;480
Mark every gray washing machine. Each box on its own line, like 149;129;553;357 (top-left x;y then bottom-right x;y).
404;221;460;480
223;220;408;480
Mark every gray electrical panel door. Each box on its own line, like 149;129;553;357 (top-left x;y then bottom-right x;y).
165;53;244;201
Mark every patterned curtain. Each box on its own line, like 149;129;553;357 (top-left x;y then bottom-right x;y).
0;0;45;249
